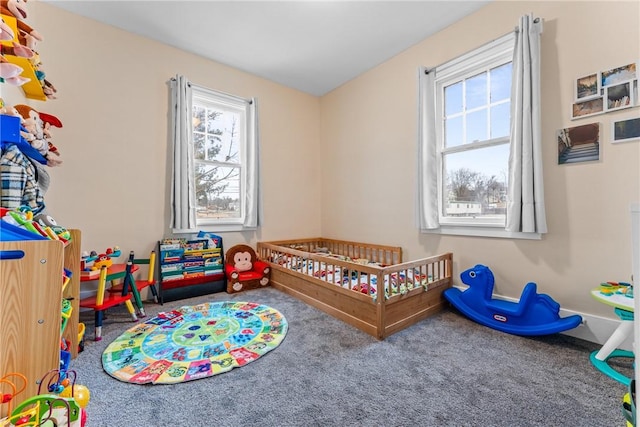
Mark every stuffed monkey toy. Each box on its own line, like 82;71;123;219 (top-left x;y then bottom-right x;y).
1;0;43;50
13;104;63;167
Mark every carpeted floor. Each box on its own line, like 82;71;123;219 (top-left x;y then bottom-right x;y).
73;287;631;427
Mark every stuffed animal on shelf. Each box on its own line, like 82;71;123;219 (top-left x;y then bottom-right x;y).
0;58;23;81
1;0;43;50
224;244;270;293
0;110;48;215
0;13;13;40
1;1;57;95
0;40;33;58
13;104;63;167
0;15;33;84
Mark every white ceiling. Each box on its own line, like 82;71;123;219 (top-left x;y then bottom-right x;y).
45;1;490;96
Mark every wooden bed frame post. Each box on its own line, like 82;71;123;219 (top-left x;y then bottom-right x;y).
376;271;385;340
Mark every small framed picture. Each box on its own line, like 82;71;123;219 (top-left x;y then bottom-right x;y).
611;116;640;143
601;62;637;87
571;97;604;120
557;122;600;164
575;73;600;101
604;80;634;111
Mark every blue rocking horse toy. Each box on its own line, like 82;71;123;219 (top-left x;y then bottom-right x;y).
444;264;582;336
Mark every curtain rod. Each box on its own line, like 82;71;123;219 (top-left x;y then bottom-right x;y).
423;16;541;75
168;77;253;104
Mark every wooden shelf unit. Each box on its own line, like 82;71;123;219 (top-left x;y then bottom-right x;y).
0;229;80;417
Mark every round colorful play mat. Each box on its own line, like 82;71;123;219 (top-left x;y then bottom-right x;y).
102;301;288;384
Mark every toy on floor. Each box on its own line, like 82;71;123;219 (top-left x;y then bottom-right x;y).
0;373;27;419
589;283;634;385
622;379;635;427
12;369;86;427
0;369;87;427
224;244;270;293
443;264;583;336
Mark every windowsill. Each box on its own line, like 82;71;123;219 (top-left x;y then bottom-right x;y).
422;225;542;240
172;224;257;234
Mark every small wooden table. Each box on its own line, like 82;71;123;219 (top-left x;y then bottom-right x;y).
79;263;144;340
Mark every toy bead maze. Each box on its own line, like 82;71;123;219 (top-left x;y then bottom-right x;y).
102;301;288;384
444;264;582;336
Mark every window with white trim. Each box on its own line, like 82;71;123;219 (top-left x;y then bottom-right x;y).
434;33;514;229
192;87;249;227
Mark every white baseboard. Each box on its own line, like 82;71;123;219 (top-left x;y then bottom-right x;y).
451;286;633;351
558;307;633;351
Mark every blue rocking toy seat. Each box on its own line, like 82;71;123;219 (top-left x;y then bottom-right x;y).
444;264;582;336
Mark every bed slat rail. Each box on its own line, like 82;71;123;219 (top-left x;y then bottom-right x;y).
380;252;452;298
257;238;402;266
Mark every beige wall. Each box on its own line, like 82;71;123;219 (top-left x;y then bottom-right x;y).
2;2;322;257
320;1;640;317
2;2;639;321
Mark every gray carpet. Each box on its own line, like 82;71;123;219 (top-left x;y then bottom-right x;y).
73;287;631;427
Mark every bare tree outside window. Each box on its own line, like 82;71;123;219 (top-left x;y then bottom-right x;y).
193;104;242;220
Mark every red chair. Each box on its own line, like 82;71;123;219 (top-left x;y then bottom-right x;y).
224;244;270;293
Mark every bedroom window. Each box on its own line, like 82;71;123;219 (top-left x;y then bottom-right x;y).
192;88;246;226
170;76;260;233
418;15;546;239
435;40;513;228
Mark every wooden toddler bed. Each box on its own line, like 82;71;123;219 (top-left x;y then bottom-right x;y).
257;238;452;339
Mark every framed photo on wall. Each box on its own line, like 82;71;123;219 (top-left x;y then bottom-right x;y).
575;73;600;101
601;62;637;87
604;80;634;111
611;116;640;143
571;97;604;120
557;122;600;164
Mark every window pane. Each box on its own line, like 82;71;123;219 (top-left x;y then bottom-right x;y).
219;112;242;164
193;107;206;132
466;72;487;110
490;102;510;139
490;63;512;102
445;82;462;116
445;116;463;148
195;164;241;220
194;133;205;160
466;108;487;143
443;144;509;218
206;135;221;161
193;103;243;164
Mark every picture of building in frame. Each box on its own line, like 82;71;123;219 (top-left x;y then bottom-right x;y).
557;122;600;164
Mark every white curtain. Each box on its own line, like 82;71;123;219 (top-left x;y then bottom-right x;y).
506;15;547;233
170;74;196;232
244;98;261;228
417;67;439;230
